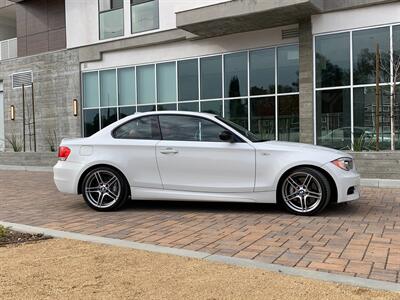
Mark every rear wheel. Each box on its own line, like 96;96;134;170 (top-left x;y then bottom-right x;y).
81;167;129;211
279;167;331;216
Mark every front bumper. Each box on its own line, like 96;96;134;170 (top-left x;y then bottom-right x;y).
322;163;360;203
53;160;83;194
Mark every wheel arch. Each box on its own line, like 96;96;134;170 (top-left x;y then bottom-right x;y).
276;164;338;204
77;163;130;195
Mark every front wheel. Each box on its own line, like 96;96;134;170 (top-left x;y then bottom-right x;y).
81;167;129;211
279;167;331;216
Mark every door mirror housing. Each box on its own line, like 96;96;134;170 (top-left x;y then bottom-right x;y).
219;130;234;142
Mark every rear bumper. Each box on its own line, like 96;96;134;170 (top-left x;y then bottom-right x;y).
53;160;83;194
322;163;360;203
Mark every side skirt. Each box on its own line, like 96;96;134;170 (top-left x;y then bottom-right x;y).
131;187;277;203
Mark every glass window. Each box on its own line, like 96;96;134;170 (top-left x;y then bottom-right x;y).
278;95;299;142
353;27;390;84
118;68;135;106
113;115;161;139
137;105;156;112
178;59;198;101
137;65;155;104
84;109;100;137
250;48;275;95
99;0;123;11
83;72;99;108
316;33;350;88
250;97;275;140
99;4;124;40
178;102;198;112
200;56;222;99
101;107;118;128
224;98;248;129
201;100;222;116
100;69;117;107
157;62;176;103
394;25;400;60
119;106;136;119
224;52;248;97
316;89;351;149
159;115;226;142
353;86;391;150
277;45;299;93
158;103;177;111
131;0;159;33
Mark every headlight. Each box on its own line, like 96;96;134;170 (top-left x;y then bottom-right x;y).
332;157;353;171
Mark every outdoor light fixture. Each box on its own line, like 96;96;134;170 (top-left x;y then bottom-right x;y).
10;105;15;121
73;99;78;117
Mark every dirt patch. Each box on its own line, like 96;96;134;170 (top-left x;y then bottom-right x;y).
0;226;50;247
0;239;398;300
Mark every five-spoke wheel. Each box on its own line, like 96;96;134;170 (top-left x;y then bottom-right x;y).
82;167;129;211
279;167;331;215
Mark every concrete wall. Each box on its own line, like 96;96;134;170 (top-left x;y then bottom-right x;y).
0;152;57;166
352;152;400;180
65;0;230;49
0;49;81;152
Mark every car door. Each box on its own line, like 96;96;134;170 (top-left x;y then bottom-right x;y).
156;114;256;193
111;115;163;189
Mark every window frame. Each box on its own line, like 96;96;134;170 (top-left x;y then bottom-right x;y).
98;0;125;41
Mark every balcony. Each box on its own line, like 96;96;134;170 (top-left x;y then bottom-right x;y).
0;37;17;60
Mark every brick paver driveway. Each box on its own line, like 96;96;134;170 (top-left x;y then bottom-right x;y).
1;170;400;283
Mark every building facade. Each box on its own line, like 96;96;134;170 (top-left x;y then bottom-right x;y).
0;0;400;153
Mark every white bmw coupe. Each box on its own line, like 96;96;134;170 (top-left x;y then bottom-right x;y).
54;111;360;216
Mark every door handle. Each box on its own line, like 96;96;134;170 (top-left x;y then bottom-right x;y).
160;148;178;155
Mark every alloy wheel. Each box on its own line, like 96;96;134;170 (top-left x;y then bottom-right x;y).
84;170;121;209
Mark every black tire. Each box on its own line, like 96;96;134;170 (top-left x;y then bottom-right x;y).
278;167;331;216
81;166;129;212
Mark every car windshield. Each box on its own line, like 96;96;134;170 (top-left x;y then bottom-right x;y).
215;116;267;143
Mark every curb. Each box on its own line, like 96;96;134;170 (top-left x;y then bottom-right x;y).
1;221;399;293
0;165;53;172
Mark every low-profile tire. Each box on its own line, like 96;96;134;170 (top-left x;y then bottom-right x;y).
278;167;331;216
81;166;129;212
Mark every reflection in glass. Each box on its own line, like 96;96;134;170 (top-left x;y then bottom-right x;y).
201;100;222;116
119;106;136;119
316;89;351;149
353;87;391;150
157;103;177;111
101;107;118;128
178;59;198;101
137;105;156;112
316;33;350;88
137;65;155;104
224;52;248;97
100;69;117;107
83;72;99;108
200;56;222;99
277;45;299;93
118;68;135;106
178;102;199;112
99;9;124;40
131;0;159;33
250;48;275;95
84;109;100;137
353;27;390;84
224;98;248;129
278;95;299;142
250;97;275;140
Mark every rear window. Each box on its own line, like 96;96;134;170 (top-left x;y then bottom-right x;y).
113;115;161;140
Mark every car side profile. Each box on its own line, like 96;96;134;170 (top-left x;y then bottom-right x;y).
54;111;360;216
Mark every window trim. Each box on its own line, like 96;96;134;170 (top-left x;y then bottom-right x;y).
130;0;159;35
98;0;125;41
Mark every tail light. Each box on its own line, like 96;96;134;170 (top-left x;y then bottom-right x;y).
58;146;71;161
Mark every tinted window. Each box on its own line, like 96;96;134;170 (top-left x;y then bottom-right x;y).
113;115;160;139
159;115;227;142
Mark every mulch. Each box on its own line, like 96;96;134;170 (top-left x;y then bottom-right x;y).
0;229;51;247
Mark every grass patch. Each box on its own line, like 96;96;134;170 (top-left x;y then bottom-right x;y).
0;225;9;238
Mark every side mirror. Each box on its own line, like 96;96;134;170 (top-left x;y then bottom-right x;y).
219;130;234;142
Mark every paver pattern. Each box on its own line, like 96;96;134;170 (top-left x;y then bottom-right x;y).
0;171;399;283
